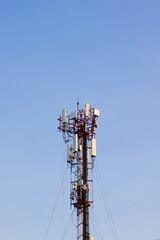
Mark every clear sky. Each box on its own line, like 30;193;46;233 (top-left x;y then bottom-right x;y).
0;0;160;240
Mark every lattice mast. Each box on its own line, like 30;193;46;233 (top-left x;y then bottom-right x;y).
58;102;100;240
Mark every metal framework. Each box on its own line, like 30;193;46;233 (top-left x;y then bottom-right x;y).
58;102;100;240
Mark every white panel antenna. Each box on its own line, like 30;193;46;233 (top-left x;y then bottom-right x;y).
67;144;72;163
86;148;90;163
73;134;78;153
91;138;96;157
62;109;67;123
94;108;100;117
85;103;90;117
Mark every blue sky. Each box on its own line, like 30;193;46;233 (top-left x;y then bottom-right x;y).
0;0;160;240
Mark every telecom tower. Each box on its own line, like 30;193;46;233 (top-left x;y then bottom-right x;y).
58;102;100;240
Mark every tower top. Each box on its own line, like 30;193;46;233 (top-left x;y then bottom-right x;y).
58;102;100;143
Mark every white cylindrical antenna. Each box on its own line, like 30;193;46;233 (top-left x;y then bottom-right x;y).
91;138;96;157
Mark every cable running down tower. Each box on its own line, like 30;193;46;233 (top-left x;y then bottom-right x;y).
58;102;100;240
